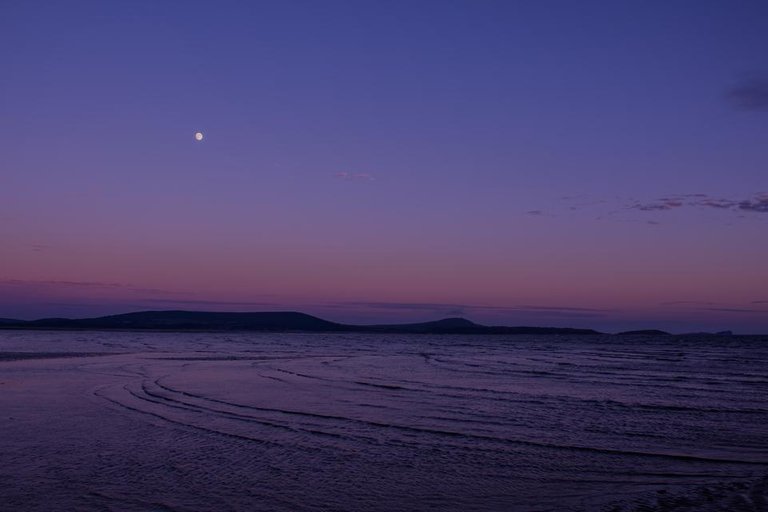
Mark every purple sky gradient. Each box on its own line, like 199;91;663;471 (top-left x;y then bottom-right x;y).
2;1;767;332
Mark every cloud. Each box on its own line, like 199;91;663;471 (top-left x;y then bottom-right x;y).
512;305;612;313
631;198;684;211
628;193;768;215
335;172;375;181
560;193;768;220
726;77;768;111
330;300;615;319
738;193;768;213
525;210;544;216
331;301;469;317
661;301;719;306
662;302;768;315
0;278;125;288
698;198;737;209
702;307;768;315
139;298;283;308
0;279;180;295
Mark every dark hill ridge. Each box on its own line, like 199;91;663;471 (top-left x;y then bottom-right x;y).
365;317;481;333
24;311;344;331
617;329;671;336
0;310;601;335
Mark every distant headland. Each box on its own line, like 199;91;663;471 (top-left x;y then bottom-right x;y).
0;310;605;334
0;310;742;336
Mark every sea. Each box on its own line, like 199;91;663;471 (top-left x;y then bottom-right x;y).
1;331;766;512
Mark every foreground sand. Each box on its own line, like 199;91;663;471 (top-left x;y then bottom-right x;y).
1;331;766;512
611;477;768;511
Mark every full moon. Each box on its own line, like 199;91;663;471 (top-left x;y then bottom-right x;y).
194;132;204;141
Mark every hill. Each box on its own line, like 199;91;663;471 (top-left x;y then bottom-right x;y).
617;329;671;336
0;310;601;335
21;311;344;331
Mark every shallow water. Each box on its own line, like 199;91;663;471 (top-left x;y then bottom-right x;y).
1;331;766;511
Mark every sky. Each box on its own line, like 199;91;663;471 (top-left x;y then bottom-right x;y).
2;0;767;333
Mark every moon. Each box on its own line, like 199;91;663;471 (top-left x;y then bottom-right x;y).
194;132;204;141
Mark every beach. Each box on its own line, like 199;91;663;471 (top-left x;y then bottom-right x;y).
1;331;766;511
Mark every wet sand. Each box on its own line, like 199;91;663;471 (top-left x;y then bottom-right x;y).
1;331;766;511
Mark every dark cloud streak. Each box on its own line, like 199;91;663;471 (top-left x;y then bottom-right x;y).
629;193;768;215
0;279;182;296
726;78;768;111
738;194;768;213
331;300;615;318
661;301;719;306
703;307;768;315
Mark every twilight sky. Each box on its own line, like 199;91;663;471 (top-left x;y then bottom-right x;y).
2;1;767;332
